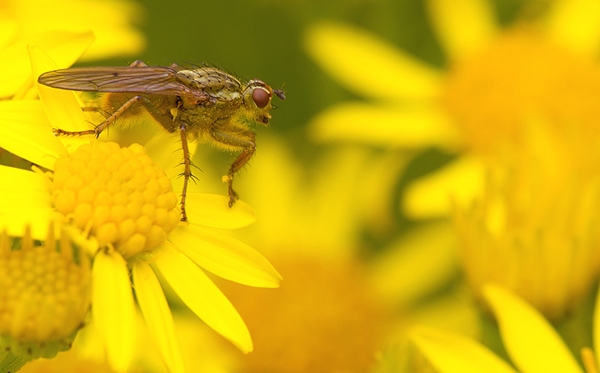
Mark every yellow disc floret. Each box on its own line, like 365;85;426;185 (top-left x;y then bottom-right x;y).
442;26;600;159
51;142;180;259
0;226;91;359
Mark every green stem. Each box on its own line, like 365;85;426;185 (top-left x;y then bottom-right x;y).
0;349;30;373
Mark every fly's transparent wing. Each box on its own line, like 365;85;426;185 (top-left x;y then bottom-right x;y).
38;66;207;100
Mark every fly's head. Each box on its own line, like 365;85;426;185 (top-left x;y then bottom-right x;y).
243;79;286;125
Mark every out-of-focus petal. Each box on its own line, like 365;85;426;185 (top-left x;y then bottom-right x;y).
304;22;442;102
403;155;484;218
308;102;460;150
482;284;583;373
411;326;518;373
153;243;253;353
132;261;184;373
369;221;457;306
185;193;256;229
426;0;498;60
92;250;136;372
168;224;281;288
0;165;54;240
8;0;145;61
0;30;93;98
544;0;600;56
0;100;64;169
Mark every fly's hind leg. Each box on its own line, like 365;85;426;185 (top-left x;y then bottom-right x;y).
210;127;256;207
53;95;150;137
52;61;149;137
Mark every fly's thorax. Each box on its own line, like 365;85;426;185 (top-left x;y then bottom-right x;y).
176;67;243;101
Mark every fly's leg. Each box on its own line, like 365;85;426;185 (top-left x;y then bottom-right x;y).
210;127;256;207
129;60;148;68
53;95;148;137
179;124;192;222
52;61;150;137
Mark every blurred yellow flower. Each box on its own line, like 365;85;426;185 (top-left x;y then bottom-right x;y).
411;283;600;373
0;38;281;372
0;0;145;99
0;226;91;373
304;0;600;319
177;136;480;373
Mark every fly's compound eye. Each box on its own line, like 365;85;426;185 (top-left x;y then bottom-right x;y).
252;87;271;109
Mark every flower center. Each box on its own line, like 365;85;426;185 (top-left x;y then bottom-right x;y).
441;27;600;158
51;142;180;259
222;256;385;373
0;227;90;357
453;160;600;320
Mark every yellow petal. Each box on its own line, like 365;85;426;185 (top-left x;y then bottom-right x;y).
92;250;136;372
426;0;498;60
0;19;17;48
132;261;184;373
10;0;144;61
304;22;442;102
544;0;600;56
482;284;583;373
0;100;64;169
411;326;518;373
29;45;90;135
369;221;457;306
153;243;253;353
185;193;256;229
168;224;281;288
403;155;484;219
308;102;460;150
0;30;93;98
0;165;54;240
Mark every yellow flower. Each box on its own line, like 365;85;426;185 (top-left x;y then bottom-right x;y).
304;0;600;319
172;136;479;373
305;0;600;217
0;0;145;99
0;37;281;372
411;283;600;373
0;226;91;373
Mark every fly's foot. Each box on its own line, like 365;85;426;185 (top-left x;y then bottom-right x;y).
52;127;98;137
222;174;239;207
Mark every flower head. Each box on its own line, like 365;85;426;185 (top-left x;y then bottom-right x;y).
304;0;600;320
0;225;91;371
51;141;180;258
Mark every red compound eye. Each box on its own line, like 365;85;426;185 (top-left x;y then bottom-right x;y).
252;88;270;108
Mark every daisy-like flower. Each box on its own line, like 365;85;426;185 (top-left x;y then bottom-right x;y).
411;283;600;373
304;0;600;319
0;226;91;373
0;0;145;99
169;136;478;373
0;36;280;372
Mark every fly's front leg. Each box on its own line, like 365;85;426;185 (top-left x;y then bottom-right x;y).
210;127;256;207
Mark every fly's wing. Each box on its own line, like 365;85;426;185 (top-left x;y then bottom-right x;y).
38;66;209;101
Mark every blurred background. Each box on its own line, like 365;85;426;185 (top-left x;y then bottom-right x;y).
18;0;600;372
